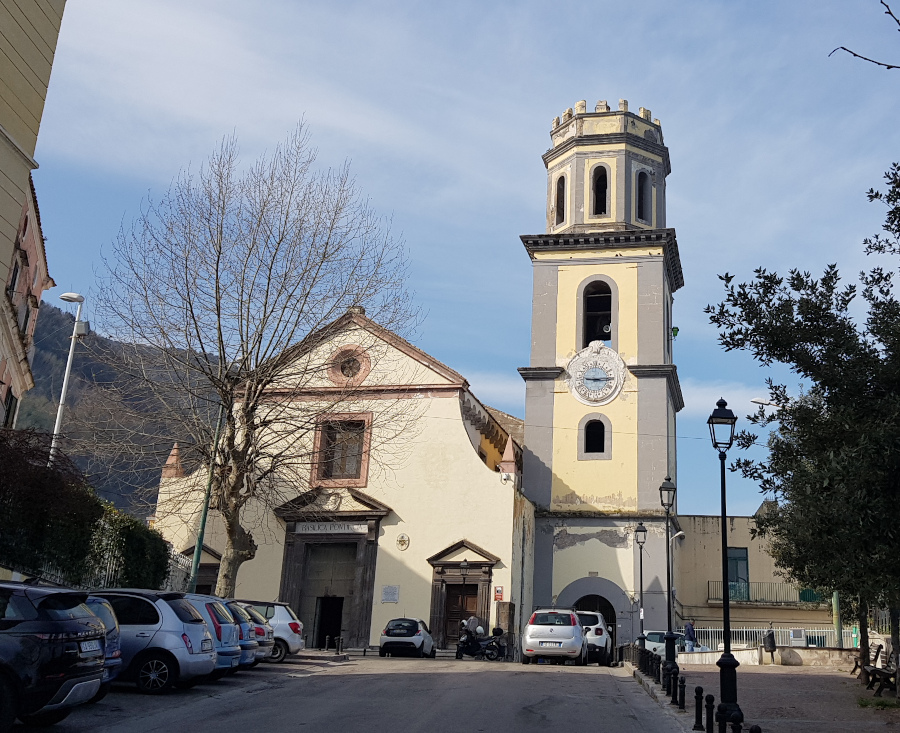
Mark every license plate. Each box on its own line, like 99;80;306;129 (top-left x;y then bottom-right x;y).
267;631;273;640
540;642;562;648
201;639;213;652
80;639;101;653
231;657;239;667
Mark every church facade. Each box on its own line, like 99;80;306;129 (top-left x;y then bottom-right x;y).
519;99;684;644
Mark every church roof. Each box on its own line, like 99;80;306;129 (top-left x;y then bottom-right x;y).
485;405;524;448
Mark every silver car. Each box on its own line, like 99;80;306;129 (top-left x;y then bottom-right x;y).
96;590;216;693
236;599;304;663
238;604;276;664
183;594;242;678
521;608;588;665
224;601;261;669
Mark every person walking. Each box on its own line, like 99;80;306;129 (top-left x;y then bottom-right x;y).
684;618;697;652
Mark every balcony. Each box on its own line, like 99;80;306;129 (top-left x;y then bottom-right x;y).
707;581;825;606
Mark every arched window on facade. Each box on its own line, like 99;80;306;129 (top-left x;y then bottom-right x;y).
585;420;605;454
592;167;608;216
555;175;566;225
637;171;651;223
583;280;612;347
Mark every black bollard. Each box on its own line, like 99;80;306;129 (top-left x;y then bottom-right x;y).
325;635;331;651
730;711;743;732
670;665;680;705
337;636;343;653
717;703;728;733
662;662;670;695
748;727;761;733
678;675;686;710
654;655;661;685
693;686;705;730
705;694;715;733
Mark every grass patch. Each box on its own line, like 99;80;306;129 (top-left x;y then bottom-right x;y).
858;696;900;709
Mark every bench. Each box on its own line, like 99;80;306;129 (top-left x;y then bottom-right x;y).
851;643;882;677
866;664;898;697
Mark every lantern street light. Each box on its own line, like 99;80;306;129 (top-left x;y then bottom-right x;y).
707;398;741;727
635;521;647;648
48;293;88;466
659;476;677;674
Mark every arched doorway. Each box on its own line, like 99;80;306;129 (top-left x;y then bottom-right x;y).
575;594;617;648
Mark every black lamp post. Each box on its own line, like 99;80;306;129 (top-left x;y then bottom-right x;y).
707;398;741;727
659;476;677;672
635;521;647;648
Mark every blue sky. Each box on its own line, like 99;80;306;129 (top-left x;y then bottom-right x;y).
33;0;900;514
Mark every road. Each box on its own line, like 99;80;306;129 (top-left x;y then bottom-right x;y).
46;656;684;733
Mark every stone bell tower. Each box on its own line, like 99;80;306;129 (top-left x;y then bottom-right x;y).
519;98;684;642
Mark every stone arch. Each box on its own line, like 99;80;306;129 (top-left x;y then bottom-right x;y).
575;273;619;353
556;576;634;643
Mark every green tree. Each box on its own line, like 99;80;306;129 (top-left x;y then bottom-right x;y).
706;165;900;665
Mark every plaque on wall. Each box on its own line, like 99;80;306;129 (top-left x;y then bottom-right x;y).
381;585;400;603
294;522;368;534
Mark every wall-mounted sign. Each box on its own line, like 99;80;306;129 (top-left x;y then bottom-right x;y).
494;585;503;601
396;533;410;551
294;522;367;534
382;585;400;603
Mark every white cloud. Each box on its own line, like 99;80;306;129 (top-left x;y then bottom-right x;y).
679;378;763;419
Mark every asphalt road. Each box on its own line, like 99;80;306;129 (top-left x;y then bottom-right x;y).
43;656;684;732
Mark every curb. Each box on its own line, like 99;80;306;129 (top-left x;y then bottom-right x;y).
289;652;349;662
623;662;693;731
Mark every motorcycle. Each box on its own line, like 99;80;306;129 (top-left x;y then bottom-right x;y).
456;625;505;661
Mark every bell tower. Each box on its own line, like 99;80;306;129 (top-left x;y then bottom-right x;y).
519;98;684;638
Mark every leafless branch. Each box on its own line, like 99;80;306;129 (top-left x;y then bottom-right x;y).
829;2;900;69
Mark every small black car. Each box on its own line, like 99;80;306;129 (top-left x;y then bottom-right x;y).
0;582;105;730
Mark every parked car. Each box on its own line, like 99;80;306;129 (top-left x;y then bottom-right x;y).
521;608;588;665
0;582;105;730
379;618;436;658
224;601;260;669
85;595;123;702
644;630;686;656
236;599;304;663
183;593;241;678
576;611;613;666
96;590;216;693
239;604;275;664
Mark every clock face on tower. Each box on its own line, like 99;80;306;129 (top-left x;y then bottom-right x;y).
566;341;626;405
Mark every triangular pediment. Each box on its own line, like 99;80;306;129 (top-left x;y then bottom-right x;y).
274;488;392;521
427;539;500;566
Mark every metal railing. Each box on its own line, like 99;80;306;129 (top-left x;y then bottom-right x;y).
707;581;825;605
681;626;855;650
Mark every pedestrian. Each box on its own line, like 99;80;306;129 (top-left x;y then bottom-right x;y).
684;618;696;653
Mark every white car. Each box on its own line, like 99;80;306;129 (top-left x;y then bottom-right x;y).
576;611;613;666
237;600;305;663
644;631;685;656
379;618;436;658
521;609;588;665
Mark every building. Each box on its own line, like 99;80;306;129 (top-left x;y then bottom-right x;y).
518;99;682;645
154;308;535;649
0;0;67;424
1;176;54;426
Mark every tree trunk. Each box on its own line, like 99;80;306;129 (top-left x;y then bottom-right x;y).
215;510;257;598
859;600;870;684
891;608;899;686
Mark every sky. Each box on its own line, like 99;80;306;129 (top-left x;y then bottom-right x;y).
31;0;900;515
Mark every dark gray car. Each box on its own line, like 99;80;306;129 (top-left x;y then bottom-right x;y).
94;590;216;693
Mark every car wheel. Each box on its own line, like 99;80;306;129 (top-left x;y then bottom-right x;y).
0;678;17;733
135;652;177;694
521;654;531;665
597;648;607;667
270;639;289;663
88;681;111;704
429;645;437;659
18;709;71;727
379;647;386;657
417;644;425;658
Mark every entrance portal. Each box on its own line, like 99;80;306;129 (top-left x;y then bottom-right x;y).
298;542;357;648
575;594;618;648
444;583;478;645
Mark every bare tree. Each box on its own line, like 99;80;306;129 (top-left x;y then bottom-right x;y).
84;125;420;596
830;1;900;69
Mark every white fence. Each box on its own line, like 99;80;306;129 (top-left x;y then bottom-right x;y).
682;626;856;650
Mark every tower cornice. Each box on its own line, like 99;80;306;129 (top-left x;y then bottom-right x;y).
519;228;684;292
543;131;671;174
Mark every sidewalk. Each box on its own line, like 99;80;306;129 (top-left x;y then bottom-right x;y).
632;662;900;732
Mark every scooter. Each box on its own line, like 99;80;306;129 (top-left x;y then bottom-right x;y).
456;626;505;661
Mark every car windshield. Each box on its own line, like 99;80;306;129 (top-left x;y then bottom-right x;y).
243;606;268;625
531;612;575;626
577;613;600;627
386;619;417;631
88;600;118;631
167;598;205;623
38;594;94;620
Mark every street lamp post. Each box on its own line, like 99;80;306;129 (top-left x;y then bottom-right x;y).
48;293;87;466
635;521;647;648
659;476;677;675
707;398;741;727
